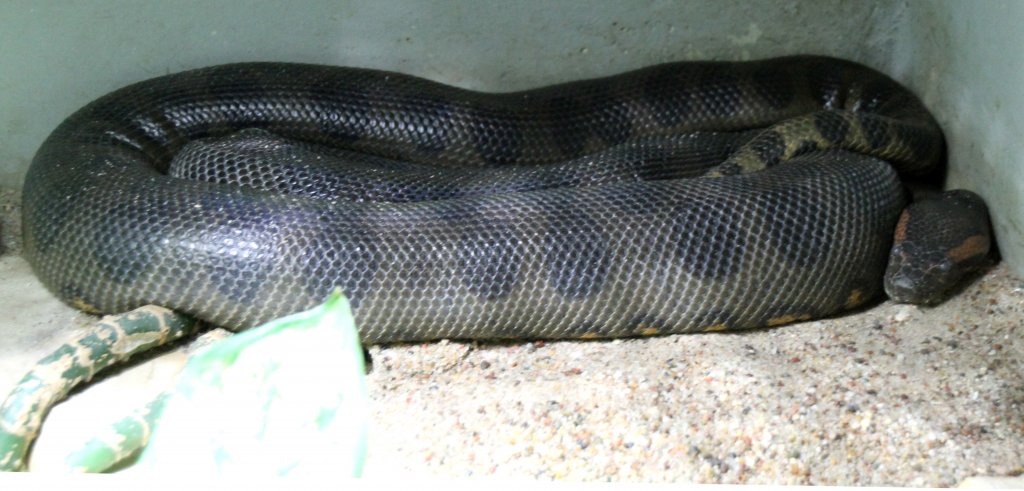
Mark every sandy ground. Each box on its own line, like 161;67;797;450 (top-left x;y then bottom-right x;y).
1;187;1022;486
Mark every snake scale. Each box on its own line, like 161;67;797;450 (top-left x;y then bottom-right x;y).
22;55;993;343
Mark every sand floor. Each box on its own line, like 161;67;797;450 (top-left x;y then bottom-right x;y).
1;187;1022;485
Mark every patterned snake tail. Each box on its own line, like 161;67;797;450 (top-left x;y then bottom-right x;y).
23;55;976;343
0;307;199;471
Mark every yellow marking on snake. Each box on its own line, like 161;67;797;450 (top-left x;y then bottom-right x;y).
766;314;812;327
72;298;101;314
845;289;864;309
702;323;729;332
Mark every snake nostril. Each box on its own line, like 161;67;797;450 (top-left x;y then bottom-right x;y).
890;274;916;293
884;272;924;304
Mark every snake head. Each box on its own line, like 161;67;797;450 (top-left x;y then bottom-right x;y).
883;190;993;305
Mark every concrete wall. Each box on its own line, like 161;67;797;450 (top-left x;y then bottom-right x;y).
0;0;904;187
2;0;1021;275
891;0;1024;278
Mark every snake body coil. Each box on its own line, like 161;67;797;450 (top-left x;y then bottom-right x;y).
23;56;961;342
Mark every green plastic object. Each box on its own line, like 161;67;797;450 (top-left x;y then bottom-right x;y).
128;290;368;476
63;392;171;473
0;306;200;472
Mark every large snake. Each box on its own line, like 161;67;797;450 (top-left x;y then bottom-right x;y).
22;55;993;343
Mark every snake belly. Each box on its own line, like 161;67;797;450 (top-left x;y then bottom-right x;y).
21;56;943;343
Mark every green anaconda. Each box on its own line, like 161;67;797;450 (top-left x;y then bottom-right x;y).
21;55;993;343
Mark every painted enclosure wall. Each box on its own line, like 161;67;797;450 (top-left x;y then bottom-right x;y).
2;0;1021;275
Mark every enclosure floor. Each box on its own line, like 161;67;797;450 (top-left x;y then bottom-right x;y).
1;188;1022;485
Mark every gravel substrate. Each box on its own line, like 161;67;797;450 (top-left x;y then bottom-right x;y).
362;265;1024;485
0;188;20;255
0;187;1021;485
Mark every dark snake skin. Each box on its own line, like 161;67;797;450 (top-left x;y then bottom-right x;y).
22;55;969;343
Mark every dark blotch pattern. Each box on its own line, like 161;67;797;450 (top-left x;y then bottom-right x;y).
644;65;697;127
546;96;587;157
544;210;610;299
93;198;169;286
590;87;634;146
699;72;743;118
857;113;892;150
762;187;832;268
814;111;850;145
311;88;372;146
395;93;455;155
751;130;786;165
672;194;747;280
187;70;277;138
193;194;279;304
297;211;379;308
449;202;523;301
22;182;75;256
470;108;523;165
894;122;929;164
750;66;795;110
792;139;821;159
